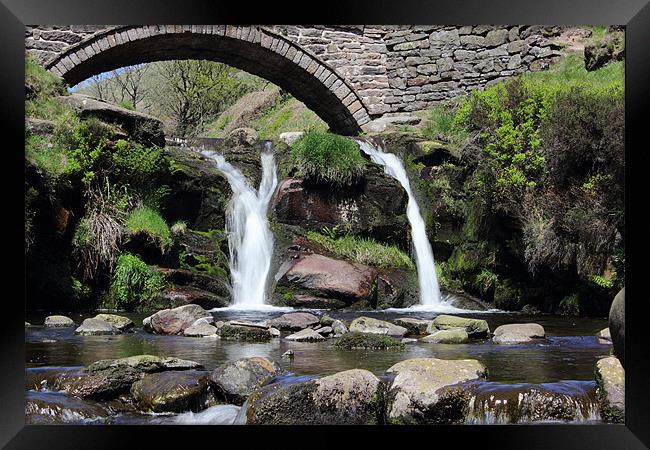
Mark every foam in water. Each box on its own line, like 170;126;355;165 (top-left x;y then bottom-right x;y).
201;147;278;309
174;404;241;425
358;140;454;311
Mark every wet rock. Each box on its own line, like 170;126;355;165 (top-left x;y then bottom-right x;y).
316;326;333;336
331;319;349;336
58;367;143;400
280;294;348;309
320;315;335;326
218;323;272;341
334;331;404;350
143;304;212;335
93;314;134;332
86;355;203;373
420;329;469;344
386;358;488;424
595;356;624;423
285;328;326;342
155;285;229;310
278;254;377;304
393;318;431;336
210;357;280;405
492;323;545;344
268;312;320;331
183;322;218;337
74;318;120;336
44;315;75;327
609;287;625;368
349;316;408;337
429;315;489;338
269;327;281;337
247;369;383;424
596;327;612;345
25;391;109;424
282;350;295;359
131;370;214;413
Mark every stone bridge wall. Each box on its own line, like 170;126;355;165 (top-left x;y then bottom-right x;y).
26;25;561;131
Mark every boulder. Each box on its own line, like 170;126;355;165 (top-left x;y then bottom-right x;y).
595;356;624;423
331;319;349;336
226;127;258;146
74;318;120;336
93;314;134;332
268;312;320;331
58;93;165;146
247;369;383;424
285;328;326;342
334;332;404;350
596;327;612;345
279;254;377;304
44;315;75;327
420;329;469;344
218;323;272;341
349;316;408;337
393;318;431;336
210;357;280;405
385;358;488;424
143;304;212;335
316;326;333;336
183;322;218;337
85;355;203;374
429;315;489;338
492;323;545;344
130;370;214;413
609;288;625;368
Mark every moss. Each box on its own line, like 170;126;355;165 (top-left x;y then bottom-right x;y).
218;324;271;342
334;332;405;350
125;207;172;252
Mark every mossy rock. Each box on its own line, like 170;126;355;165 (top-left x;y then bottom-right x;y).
218;324;272;342
334;332;405;350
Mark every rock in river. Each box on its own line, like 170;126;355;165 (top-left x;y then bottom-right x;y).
93;314;134;332
211;357;280;405
385;358;488;424
131;370;214;413
74;318;120;336
183;322;218;337
143;304;212;335
596;327;612;345
44;315;75;327
492;323;545;344
393;318;431;336
285;328;326;342
429;315;489;338
609;287;625;368
247;369;383;424
349;316;408;337
595;356;625;423
268;312;320;331
420;329;469;344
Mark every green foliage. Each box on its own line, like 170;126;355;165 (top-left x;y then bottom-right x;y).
334;332;405;350
25;131;70;178
558;294;580;316
125;206;172;251
589;275;614;290
306;231;414;269
118;100;135;110
251;97;326;139
25;54;69;120
422;103;469;146
290;131;366;186
110;253;165;309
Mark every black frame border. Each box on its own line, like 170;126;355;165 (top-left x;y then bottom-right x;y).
2;0;649;448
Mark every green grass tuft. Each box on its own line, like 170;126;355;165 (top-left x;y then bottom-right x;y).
125;206;172;251
110;253;165;310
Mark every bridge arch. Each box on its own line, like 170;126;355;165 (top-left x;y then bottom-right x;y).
44;25;372;135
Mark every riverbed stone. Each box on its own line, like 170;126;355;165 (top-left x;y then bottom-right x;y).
44;315;75;327
394;318;431;335
143;304;212;335
268;312;320;331
334;332;405;350
285;328;326;342
218;323;272;341
385;358;488;424
350;316;408;337
246;369;383;424
492;323;545;344
609;287;625;368
597;327;612;345
93;314;134;331
131;370;214;413
183;322;218;337
331;319;348;336
74;318;120;336
428;315;489;338
595;356;624;423
420;329;469;344
210;357;280;405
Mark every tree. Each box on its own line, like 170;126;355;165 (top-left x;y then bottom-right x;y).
108;65;150;110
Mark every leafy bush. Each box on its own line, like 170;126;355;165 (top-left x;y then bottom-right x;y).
110;253;165;309
306;231;414;269
125;206;172;251
334;332;404;350
290;130;366;186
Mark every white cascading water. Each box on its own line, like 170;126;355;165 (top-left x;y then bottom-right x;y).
358;140;450;309
201;147;278;309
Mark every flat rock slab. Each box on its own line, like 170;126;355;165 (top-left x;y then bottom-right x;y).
429;315;489;338
285;328;326;342
268;312;320;331
595;356;625;423
86;355;203;373
74;318;120;336
183;322;218;337
44;315;75;327
350;316;408;337
93;314;134;331
492;323;545;344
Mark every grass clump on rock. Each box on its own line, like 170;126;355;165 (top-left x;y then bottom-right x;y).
110;253;165;310
125;206;172;251
290;130;366;186
334;332;405;350
306;231;414;269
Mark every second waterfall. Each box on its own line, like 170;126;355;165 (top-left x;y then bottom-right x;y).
202;147;278;309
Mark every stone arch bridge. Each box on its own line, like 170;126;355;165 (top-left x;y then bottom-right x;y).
26;25;560;135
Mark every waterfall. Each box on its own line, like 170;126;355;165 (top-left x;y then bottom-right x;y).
358;140;445;308
201;147;278;309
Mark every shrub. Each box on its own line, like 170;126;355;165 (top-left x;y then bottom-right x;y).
125;206;172;251
558;294;580;316
334;332;404;350
290;130;366;186
305;231;414;269
110;253;165;309
422;102;469;146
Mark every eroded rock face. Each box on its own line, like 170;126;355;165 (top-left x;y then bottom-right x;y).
74;318;120;336
267;312;320;331
279;254;377;304
492;323;545;344
143;304;212;335
595;356;625;423
385;358;488;424
130;371;214;413
44;315;75;327
350;316;408;337
429;315;489;338
210;357;280;405
246;369;383;425
609;288;625;368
